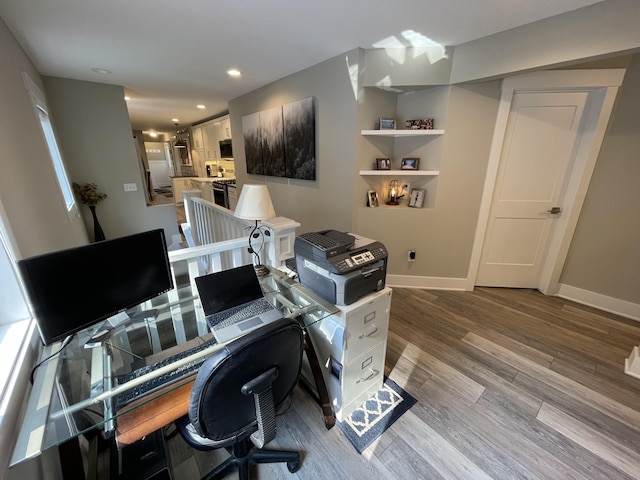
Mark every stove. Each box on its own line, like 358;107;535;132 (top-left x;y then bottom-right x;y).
211;179;236;208
211;178;236;185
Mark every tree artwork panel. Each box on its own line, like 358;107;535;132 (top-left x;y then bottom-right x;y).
242;97;316;180
283;97;315;180
242;112;263;175
260;105;285;177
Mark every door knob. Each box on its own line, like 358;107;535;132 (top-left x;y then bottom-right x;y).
547;207;562;214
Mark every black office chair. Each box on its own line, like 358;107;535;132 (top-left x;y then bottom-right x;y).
176;317;303;480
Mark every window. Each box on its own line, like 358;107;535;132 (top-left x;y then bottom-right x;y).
22;73;77;216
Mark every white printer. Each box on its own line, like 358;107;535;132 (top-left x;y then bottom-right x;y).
294;230;388;305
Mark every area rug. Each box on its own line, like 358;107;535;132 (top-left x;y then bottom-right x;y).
337;378;417;453
154;187;173;198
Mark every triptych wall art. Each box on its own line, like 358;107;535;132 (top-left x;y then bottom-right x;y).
242;97;316;180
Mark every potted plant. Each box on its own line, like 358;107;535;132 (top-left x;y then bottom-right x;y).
73;182;107;241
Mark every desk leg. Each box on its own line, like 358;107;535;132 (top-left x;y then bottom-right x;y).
59;436;87;480
302;332;335;430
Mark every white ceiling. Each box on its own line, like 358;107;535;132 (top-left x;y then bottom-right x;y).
0;0;604;132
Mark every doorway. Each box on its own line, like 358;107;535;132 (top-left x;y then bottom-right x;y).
469;69;625;294
145;141;174;206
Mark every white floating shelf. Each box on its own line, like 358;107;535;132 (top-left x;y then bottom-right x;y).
361;129;445;137
359;170;439;176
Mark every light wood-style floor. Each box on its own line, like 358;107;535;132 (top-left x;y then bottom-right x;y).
159;287;640;479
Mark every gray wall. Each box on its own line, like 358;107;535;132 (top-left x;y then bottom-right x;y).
43;77;180;242
560;54;640;302
0;19;87;258
229;48;640;305
229;49;361;234
355;83;501;278
0;17;71;480
450;0;640;83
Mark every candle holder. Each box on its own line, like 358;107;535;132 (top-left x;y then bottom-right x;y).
385;179;403;205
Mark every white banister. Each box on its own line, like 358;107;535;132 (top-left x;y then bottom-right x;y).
147;200;300;348
182;189;300;269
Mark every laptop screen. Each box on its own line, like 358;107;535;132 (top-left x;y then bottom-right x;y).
195;265;265;315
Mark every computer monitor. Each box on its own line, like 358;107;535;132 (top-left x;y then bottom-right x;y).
18;229;174;345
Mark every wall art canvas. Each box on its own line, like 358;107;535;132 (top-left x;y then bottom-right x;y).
242;112;263;175
242;97;316;180
283;97;315;180
261;105;285;177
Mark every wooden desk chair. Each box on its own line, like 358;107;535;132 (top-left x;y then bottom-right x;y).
176;317;303;480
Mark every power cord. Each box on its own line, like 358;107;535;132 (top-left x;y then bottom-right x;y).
29;334;75;385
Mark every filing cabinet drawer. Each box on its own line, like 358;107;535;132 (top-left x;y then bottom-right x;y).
338;344;385;420
341;344;385;403
343;305;389;363
331;287;391;363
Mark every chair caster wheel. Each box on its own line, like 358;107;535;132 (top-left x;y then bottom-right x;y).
287;460;300;473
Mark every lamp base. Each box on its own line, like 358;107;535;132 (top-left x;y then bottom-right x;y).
254;264;269;276
385;200;399;205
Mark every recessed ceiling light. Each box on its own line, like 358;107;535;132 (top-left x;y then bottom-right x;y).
91;68;112;74
172;118;179;122
124;96;131;101
197;104;206;109
227;69;241;77
149;132;158;138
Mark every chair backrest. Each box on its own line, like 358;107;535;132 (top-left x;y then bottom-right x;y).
188;317;304;442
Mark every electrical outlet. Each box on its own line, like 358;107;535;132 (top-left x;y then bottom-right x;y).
408;250;416;262
123;183;137;192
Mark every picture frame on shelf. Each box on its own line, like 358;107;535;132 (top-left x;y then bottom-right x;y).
376;158;391;170
408;189;426;208
367;190;379;208
405;118;434;130
378;118;396;130
401;157;420;170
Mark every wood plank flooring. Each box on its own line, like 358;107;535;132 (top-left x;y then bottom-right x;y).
160;287;640;479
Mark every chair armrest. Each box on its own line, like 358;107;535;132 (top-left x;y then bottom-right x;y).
241;367;278;395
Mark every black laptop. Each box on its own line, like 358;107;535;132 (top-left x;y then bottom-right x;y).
195;265;282;342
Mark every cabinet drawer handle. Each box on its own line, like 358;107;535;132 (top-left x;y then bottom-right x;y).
358;326;378;339
356;368;379;384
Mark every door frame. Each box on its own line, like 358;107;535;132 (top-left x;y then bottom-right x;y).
467;69;625;294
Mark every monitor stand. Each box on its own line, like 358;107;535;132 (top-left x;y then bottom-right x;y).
84;310;158;349
107;311;131;329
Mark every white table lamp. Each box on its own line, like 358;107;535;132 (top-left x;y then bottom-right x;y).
234;184;276;274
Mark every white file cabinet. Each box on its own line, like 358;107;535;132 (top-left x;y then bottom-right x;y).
303;287;392;421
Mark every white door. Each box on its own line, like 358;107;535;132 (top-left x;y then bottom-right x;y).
476;91;588;287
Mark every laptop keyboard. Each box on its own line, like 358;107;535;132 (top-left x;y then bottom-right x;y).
207;298;274;330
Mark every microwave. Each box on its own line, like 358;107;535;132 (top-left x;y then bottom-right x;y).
219;139;233;158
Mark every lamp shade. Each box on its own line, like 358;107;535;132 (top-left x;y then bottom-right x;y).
234;184;276;220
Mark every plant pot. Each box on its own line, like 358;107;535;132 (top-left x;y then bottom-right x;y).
89;205;106;242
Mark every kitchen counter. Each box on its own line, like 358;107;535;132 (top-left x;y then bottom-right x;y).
188;176;236;183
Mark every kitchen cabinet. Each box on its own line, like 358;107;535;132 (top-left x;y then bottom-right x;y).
200;181;213;203
212;122;223;158
202;123;216;161
190;126;204;150
303;287;392;421
190;115;231;163
171;177;191;205
220;116;231;139
227;184;237;210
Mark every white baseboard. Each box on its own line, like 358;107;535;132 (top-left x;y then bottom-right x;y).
385;276;640;322
386;274;470;291
557;283;640;322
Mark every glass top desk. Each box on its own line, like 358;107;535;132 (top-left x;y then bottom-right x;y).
11;266;338;466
